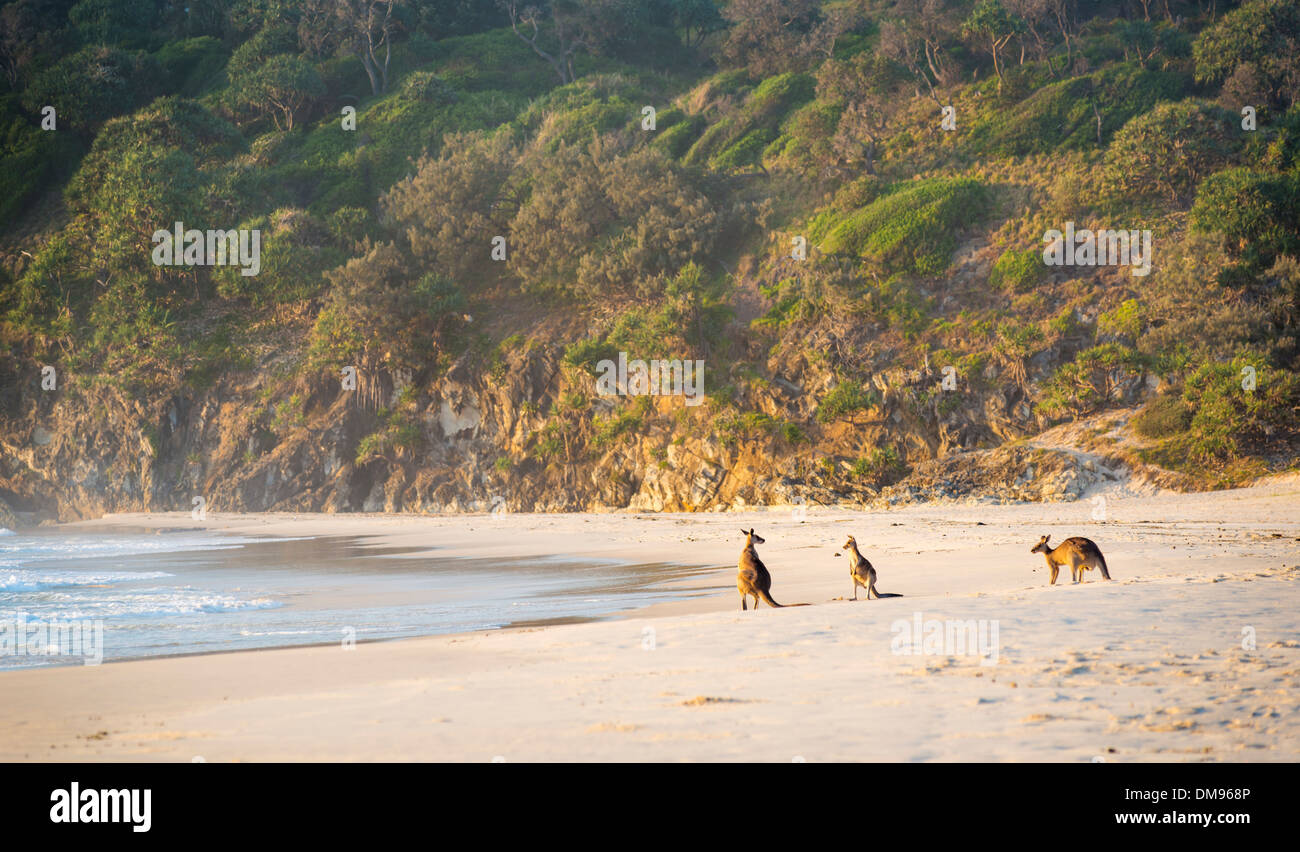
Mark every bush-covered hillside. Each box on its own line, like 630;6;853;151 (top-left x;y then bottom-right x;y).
1;0;1298;520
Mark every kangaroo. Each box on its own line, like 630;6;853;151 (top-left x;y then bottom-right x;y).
835;536;903;600
1030;535;1112;585
736;529;808;610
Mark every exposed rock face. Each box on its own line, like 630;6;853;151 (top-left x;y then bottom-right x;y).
871;445;1125;507
0;334;1150;523
0;495;17;529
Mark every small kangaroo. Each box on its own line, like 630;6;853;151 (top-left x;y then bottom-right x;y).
1030;535;1112;585
835;536;903;600
737;529;808;610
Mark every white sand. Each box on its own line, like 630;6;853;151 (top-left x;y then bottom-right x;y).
2;476;1298;762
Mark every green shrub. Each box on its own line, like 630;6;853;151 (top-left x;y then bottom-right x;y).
683;71;815;169
1132;392;1192;439
0;98;82;231
153;36;229;96
1102;99;1242;204
1039;343;1145;418
1190;168;1300;272
402;70;459;104
816;380;878;424
564;338;620;373
652;113;706;160
21;46;161;133
214;210;347;306
357;390;423;463
779;422;805;444
711;127;776;172
592;409;643;450
1177;358;1300;462
989;247;1043;293
1097;299;1144;342
966;64;1190;156
1192;0;1300;109
849;446;907;484
821;177;988;276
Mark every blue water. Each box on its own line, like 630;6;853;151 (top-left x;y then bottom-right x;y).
0;527;722;668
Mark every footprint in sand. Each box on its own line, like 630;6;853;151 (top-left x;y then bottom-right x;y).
678;696;752;707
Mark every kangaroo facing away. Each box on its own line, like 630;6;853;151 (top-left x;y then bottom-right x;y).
736;529;809;610
836;536;903;600
1030;535;1112;585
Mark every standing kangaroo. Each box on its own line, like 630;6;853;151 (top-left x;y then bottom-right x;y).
737;529;811;610
1030;535;1112;585
836;536;903;600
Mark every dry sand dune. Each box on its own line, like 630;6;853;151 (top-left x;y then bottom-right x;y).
1;476;1298;762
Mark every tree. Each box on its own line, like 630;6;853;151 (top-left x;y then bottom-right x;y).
0;0;69;88
311;241;468;402
296;0;342;59
77;145;207;276
1103;99;1241;205
500;0;588;84
1041;344;1144;419
230;53;324;129
67;96;242;214
804;3;860;61
68;0;160;47
226;23;297;76
878;2;959;105
816;379;878;425
817;51;906;176
963;0;1025;93
508;135;719;298
20;45;160;133
1191;168;1300;272
671;0;725;49
1045;0;1077;69
383;130;519;281
1193;0;1300;110
336;0;400;96
412;0;507;39
1006;0;1061;73
311;241;421;408
718;0;820;77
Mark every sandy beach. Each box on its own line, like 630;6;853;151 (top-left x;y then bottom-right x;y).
2;477;1298;762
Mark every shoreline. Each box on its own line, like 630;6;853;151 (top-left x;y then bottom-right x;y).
2;479;1298;761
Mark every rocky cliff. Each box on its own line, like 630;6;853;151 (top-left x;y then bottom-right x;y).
0;315;1161;526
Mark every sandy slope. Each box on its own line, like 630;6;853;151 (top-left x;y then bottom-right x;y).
1;476;1298;762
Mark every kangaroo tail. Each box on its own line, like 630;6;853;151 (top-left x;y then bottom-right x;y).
1098;554;1111;580
874;592;904;598
758;590;811;608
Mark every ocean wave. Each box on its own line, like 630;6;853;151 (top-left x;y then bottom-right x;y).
0;569;172;592
1;590;281;619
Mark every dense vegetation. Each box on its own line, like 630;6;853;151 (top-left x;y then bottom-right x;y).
2;0;1298;506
